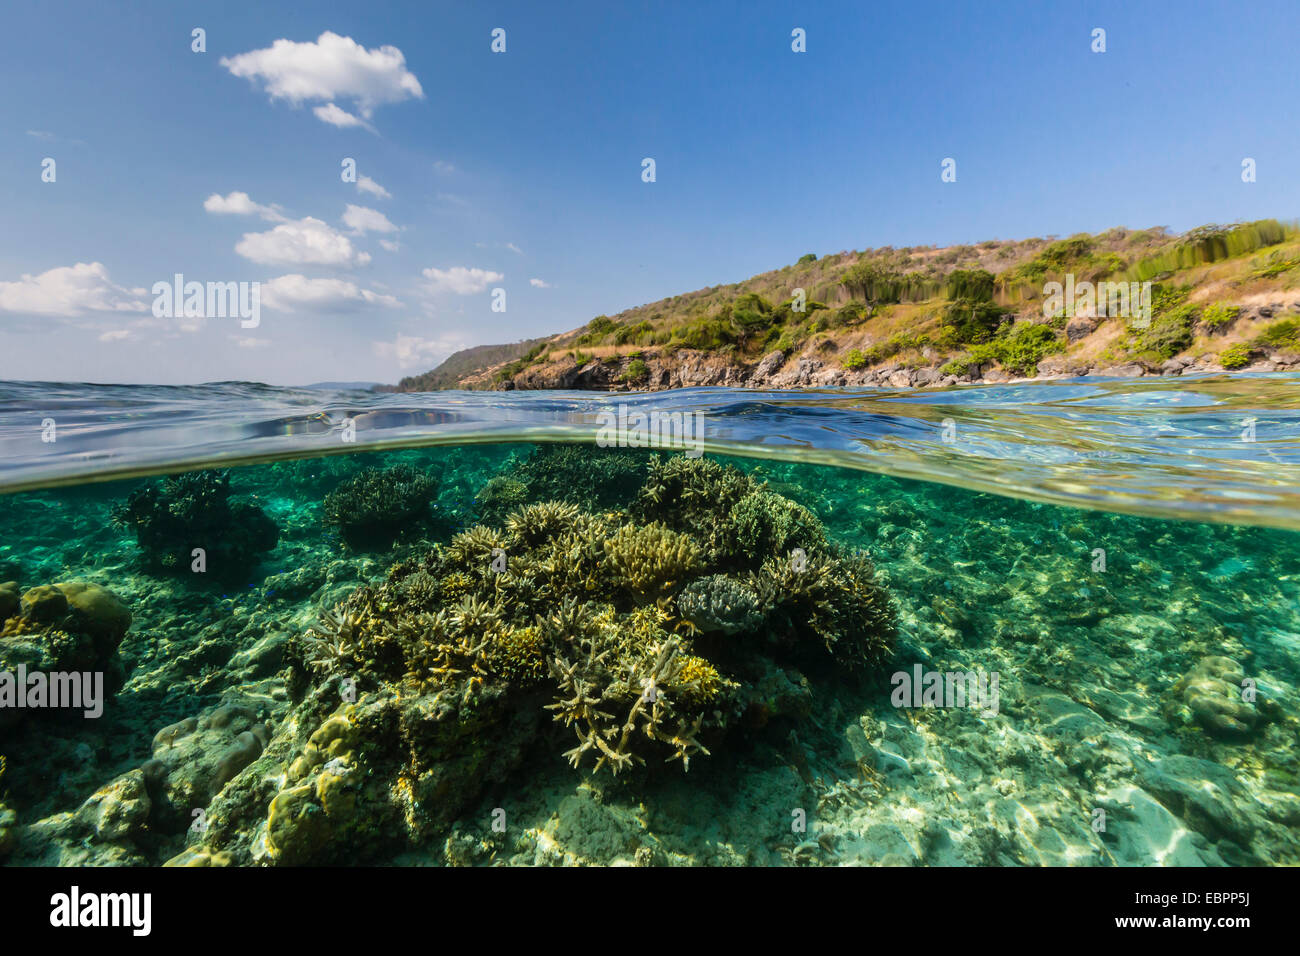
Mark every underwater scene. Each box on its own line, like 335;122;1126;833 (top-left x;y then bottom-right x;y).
1;380;1297;868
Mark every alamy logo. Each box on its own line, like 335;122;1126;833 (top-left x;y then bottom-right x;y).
50;886;151;936
0;666;104;718
1042;274;1151;329
890;664;1000;717
596;406;705;458
152;273;260;328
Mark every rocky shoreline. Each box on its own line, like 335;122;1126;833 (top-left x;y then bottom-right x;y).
499;344;1300;393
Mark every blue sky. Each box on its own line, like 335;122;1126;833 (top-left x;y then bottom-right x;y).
1;0;1297;385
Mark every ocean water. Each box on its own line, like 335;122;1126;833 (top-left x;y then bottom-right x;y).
0;376;1298;866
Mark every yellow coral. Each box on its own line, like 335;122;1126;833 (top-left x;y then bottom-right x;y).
676;655;723;703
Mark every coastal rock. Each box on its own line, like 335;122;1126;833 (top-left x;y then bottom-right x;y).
753;350;785;380
1065;316;1098;342
1093;363;1146;378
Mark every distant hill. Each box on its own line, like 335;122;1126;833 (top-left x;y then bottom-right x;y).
389;337;551;392
300;381;385;391
391;220;1300;391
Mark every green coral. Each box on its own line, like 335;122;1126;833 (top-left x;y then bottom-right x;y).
322;464;439;548
111;469;278;580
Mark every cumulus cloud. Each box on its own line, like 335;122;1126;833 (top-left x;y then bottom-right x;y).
422;266;503;296
373;332;465;369
379;239;400;252
235;217;371;267
529;278;551;288
203;190;285;221
357;175;391;199
342;204;397;234
312;102;373;131
0;262;147;317
261;274;401;312
220;32;424;126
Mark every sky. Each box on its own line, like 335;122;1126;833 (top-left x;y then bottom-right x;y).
1;0;1297;386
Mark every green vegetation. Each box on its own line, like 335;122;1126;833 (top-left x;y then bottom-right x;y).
842;348;867;370
941;322;1063;377
1255;318;1300;351
1128;220;1287;281
1219;343;1253;370
1127;285;1196;360
620;357;649;383
1200;303;1240;333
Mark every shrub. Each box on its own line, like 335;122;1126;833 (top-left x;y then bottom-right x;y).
842;348;867;370
1255;318;1300;350
1200;303;1241;333
1219;343;1252;369
620;358;649;383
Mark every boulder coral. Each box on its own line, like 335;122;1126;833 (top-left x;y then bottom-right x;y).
0;580;132;729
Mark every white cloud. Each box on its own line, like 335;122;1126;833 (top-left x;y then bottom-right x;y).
432;160;455;174
0;262;147;317
342;203;397;234
357;175;391;199
221;32;424;126
379;239;400;252
235;217;371;267
203;191;285;221
422;266;503;295
98;329;131;342
261;274;401;312
529;278;551;288
373;332;465;369
506;242;523;255
232;336;271;349
312;102;373;131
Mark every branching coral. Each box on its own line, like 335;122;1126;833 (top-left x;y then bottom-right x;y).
111;469;278;580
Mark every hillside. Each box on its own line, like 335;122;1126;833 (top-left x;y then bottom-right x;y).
393;220;1300;392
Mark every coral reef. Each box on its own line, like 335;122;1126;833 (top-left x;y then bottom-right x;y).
110;469;278;581
475;444;647;523
0;580;132;729
174;454;894;865
322;464;440;548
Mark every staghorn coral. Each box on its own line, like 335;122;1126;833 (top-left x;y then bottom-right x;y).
322;464;440;548
602;522;702;601
111;469;278;581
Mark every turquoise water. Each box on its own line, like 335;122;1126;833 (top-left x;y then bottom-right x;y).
0;377;1298;866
